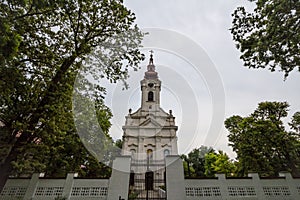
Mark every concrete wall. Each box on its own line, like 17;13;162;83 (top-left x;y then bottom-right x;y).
0;173;109;200
184;172;300;200
0;156;133;200
0;178;30;199
2;158;300;200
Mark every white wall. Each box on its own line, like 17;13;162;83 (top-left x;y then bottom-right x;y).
184;172;300;200
0;173;109;200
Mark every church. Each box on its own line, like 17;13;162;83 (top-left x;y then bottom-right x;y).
122;53;178;161
121;53;178;199
1;54;300;200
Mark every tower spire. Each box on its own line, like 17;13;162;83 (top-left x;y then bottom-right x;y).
145;50;158;79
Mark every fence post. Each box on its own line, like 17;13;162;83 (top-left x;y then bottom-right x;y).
279;172;300;199
248;173;264;199
215;174;229;199
62;173;75;199
23;173;40;200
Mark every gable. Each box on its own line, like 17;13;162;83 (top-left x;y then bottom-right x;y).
139;118;161;128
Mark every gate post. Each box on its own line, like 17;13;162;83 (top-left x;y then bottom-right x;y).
107;156;131;200
165;155;185;200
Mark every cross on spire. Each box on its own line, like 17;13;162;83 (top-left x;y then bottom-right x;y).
149;50;154;65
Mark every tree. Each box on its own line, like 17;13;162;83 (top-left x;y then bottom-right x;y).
181;146;214;177
204;151;236;177
181;154;195;177
225;101;300;176
230;0;300;79
0;0;144;190
289;112;300;133
115;139;123;149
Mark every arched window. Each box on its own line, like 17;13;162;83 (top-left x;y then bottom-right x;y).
148;91;154;101
130;149;136;156
164;149;170;157
147;149;153;160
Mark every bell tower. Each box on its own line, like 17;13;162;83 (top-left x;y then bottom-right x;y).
140;52;161;111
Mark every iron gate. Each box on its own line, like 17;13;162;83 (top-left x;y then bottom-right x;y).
128;159;166;200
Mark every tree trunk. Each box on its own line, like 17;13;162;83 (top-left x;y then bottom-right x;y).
0;55;77;191
0;129;33;191
187;161;191;177
25;55;77;137
0;144;19;192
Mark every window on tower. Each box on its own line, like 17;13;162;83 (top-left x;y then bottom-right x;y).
148;83;154;87
148;91;154;101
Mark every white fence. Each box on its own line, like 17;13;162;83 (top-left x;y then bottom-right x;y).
0;173;109;200
185;173;300;200
1;158;300;200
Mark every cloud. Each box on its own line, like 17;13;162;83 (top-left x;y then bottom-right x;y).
113;0;300;157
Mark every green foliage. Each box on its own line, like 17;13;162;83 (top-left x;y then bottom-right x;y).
289;112;300;133
115;139;123;149
181;154;195;177
0;21;21;62
225;101;300;176
181;146;215;177
128;191;138;199
231;0;300;78
204;151;236;177
0;0;144;185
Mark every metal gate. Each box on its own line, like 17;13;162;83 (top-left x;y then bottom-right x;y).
128;159;166;200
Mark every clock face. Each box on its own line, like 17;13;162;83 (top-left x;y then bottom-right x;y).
148;83;154;88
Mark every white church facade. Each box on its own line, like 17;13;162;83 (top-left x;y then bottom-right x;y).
122;53;178;161
1;55;300;200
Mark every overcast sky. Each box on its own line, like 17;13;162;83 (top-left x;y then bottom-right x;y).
103;0;300;158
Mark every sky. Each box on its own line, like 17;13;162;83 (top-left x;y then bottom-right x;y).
101;0;300;158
